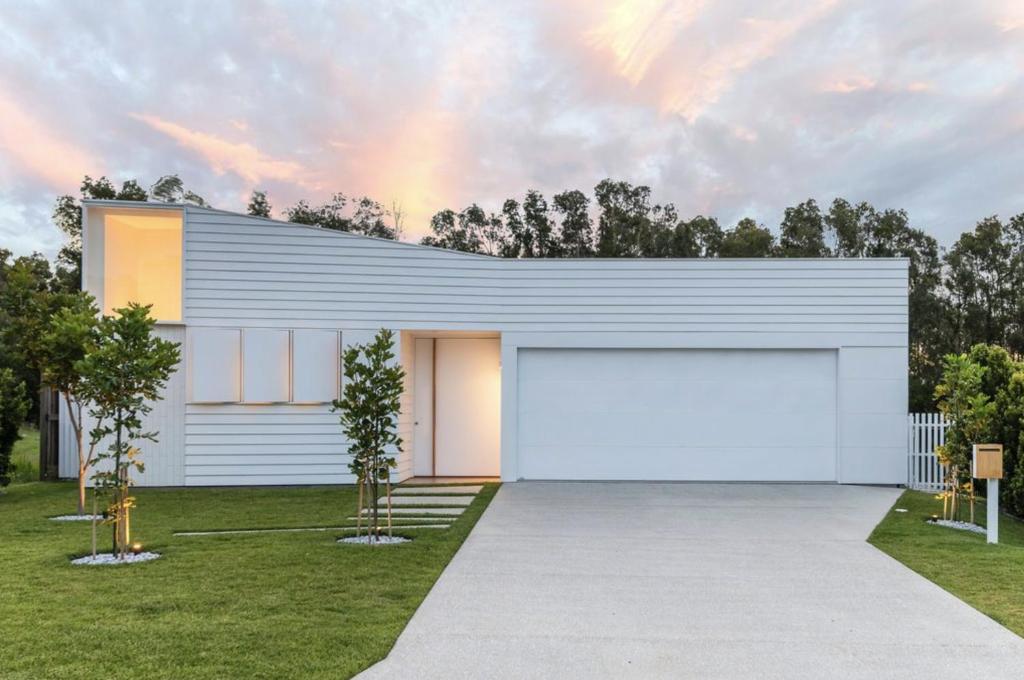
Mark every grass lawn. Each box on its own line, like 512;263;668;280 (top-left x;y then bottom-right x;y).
11;426;40;483
869;489;1024;637
0;480;498;679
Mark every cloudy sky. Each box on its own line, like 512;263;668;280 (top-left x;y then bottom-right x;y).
1;0;1022;258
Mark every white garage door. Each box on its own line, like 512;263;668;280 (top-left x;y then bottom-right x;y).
517;349;837;481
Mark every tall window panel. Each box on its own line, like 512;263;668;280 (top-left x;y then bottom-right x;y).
188;328;241;403
242;329;290;403
292;330;340;403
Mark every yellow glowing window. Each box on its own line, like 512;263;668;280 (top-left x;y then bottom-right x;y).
101;210;182;321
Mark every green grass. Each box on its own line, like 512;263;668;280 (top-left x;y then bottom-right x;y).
11;426;40;483
869;489;1024;636
0;481;498;679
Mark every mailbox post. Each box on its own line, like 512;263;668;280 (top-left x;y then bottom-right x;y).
972;444;1004;545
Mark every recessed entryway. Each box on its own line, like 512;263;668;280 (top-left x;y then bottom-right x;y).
413;337;501;477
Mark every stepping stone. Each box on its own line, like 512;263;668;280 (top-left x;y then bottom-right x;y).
348;516;451;523
394;485;483;495
176;526;349;537
360;507;466;516
340;524;450;531
382;495;474;506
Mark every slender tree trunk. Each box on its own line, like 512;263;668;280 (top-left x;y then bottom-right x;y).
356;471;364;539
370;453;379;543
91;493;97;559
112;410;122;557
386;477;392;538
61;394;87;515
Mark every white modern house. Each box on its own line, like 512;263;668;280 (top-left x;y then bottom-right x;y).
60;200;909;487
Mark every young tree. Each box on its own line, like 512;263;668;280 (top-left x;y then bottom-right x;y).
967;344;1024;516
77;304;180;558
39;292;100;513
332;329;405;543
247;190;272;217
0;368;29;488
934;353;994;522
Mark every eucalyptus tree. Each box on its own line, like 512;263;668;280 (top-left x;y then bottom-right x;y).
719;218;775;257
552;189;593;257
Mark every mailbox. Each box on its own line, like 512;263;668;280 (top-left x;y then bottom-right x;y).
972;444;1003;480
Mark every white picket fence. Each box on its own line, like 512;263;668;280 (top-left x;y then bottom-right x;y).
908;413;949;491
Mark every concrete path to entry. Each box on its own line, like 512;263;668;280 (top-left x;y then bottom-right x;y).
357;483;1024;679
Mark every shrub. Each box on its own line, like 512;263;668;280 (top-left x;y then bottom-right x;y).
0;368;30;487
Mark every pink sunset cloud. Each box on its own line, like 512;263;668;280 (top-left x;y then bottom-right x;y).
1;0;1022;254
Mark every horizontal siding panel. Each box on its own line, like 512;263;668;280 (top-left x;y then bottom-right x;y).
188;455;349;465
186;258;908;279
187;272;906;290
185;474;354;486
184;313;906;331
186;444;348;455
185;464;349;475
185;300;906;317
187;424;342;435
187;289;907;303
186;434;344;445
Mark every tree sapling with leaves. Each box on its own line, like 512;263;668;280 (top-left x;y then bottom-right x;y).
40;291;100;513
77;303;179;558
332;329;405;543
934;353;994;522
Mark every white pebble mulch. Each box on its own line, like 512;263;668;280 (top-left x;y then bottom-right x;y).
70;552;162;566
50;514;104;521
338;535;410;545
927;519;986;534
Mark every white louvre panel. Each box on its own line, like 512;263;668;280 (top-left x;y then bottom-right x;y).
291;330;339;403
243;329;290;403
189;328;241;403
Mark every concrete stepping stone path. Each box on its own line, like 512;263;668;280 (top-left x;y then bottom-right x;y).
393;485;483;495
381;495;474;506
360;507;466;516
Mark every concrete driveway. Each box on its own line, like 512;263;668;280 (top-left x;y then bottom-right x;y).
359;483;1024;679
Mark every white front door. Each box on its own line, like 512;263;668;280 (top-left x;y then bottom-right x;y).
413;338;501;477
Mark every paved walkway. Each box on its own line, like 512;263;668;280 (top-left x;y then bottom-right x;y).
358;482;1024;679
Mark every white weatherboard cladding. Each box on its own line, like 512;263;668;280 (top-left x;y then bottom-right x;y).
516;349;838;481
242;329;290;402
68;205;908;486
